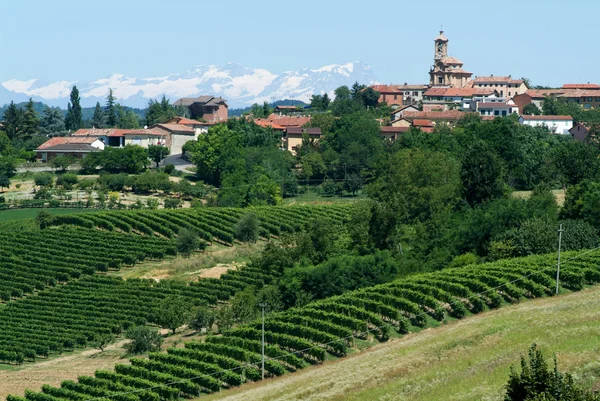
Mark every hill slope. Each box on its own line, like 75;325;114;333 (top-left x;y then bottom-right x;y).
202;285;600;401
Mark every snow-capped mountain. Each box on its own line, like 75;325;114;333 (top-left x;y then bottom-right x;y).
0;62;377;109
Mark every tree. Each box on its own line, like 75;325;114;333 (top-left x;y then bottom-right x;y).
119;109;140;129
20;98;39;139
460;140;505;206
34;172;54;188
154;296;191;334
343;173;363;196
359;87;380;108
235;212;259;242
163;197;182;209
0;175;10;192
216;306;235;333
334;85;351;101
91;102;105;128
50;155;75;172
231;287;257;324
523;103;541;116
104;89;117;127
177;228;202;257
550;141;600;186
351;81;366;101
3;101;22;140
40;105;65;134
35;210;54;229
189;307;215;334
505;344;600;401
92;334;113;352
123;326;163;354
148;145;170;168
0;131;12;156
561;180;600;230
65;86;82;131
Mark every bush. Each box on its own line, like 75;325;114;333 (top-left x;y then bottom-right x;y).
163;197;182;209
123;326;163;355
176;228;203;257
33;188;53;200
98;173;131;191
164;164;175;175
189;307;216;333
34;172;54;188
78;178;96;190
56;173;79;190
36;211;54;229
132;172;172;194
235;213;260;242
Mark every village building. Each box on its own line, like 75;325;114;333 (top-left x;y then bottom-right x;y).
469;76;528;98
172;96;228;122
518;115;573;134
370;84;429;107
429;31;473;88
284;127;322;154
569;123;590;141
35;137;105;162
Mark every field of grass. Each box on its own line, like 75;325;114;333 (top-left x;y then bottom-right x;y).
0;208;94;222
201;285;600;401
512;188;566;206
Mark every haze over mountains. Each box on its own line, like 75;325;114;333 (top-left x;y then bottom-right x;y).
0;62;378;109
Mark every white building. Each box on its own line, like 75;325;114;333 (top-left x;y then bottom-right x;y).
518;115;573;134
476;102;519;117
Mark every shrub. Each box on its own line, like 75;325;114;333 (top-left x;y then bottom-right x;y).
176;228;203;257
163;197;182;209
56;173;79;190
98;173;131;191
189;307;215;333
235;212;259;242
132;172;172;193
34;172;54;188
164;164;175;175
123;326;163;355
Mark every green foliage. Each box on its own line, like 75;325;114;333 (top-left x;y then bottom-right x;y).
147;145;169;168
461;140;505;206
91;102;106;128
549;141;600;186
132;171;171;193
189;307;215;333
92;333;113;352
163;197;182;209
65;86;82;131
84;145;149;174
176;228;202;257
145;96;176;126
561;180;600;230
20;99;40;139
35;211;54;229
104;89;117;127
123;326;163;354
235;212;260;242
50;155;76;172
98;173;131;191
3;101;22;141
523;103;541;116
154;296;191;334
164;164;175;175
505;344;600;401
0;175;9;192
34;172;54;188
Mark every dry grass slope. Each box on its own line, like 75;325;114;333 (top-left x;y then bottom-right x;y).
201;285;600;401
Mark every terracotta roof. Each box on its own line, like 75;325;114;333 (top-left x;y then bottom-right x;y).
286;127;322;136
154;124;195;133
473;76;523;85
477;102;516;109
37;136;100;150
403;110;465;121
441;56;463;65
370;84;428;94
526;88;600;99
562;84;600;89
123;128;166;136
381;126;410;133
434;31;448;42
412;119;434;127
252;119;286;130
425;87;496;98
164;116;212;126
72;128;129;137
520;115;573;121
267;114;311;127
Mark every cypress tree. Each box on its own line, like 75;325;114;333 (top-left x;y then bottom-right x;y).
104;89;117;127
21;98;40;138
91;102;105;128
65;86;82;131
2;101;22;141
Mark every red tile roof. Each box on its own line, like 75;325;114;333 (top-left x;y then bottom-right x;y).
403;110;465;121
520;115;573;121
154;124;195;133
562;84;600;89
412;119;434;127
124;128;166;136
267;114;311;127
370;84;428;93
37;136;99;150
253;119;286;130
442;56;463;65
72;128;128;137
381;126;410;133
473;76;524;85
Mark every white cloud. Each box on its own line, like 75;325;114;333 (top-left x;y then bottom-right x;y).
2;79;74;99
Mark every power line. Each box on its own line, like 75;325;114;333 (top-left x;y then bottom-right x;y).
82;245;600;400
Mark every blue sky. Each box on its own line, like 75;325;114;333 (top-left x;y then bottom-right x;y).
1;0;597;86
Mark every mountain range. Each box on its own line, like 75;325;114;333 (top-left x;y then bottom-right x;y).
0;62;378;109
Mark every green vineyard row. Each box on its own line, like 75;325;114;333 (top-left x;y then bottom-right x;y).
9;250;600;401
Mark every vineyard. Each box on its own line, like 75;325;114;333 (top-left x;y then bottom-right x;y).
8;249;600;401
49;205;350;243
0;205;350;367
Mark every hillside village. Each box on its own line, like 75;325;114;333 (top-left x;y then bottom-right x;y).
3;20;600;401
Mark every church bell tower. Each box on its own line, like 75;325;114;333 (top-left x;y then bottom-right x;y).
434;30;448;61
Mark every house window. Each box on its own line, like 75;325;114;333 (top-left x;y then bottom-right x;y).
508;92;512;96
589;97;593;101
502;110;507;116
383;95;387;102
394;94;397;100
413;91;418;96
494;110;500;116
584;104;592;109
438;77;443;84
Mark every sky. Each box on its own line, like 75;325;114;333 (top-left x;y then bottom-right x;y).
0;0;598;87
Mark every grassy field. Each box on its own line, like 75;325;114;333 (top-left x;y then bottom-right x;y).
112;242;265;281
201;285;600;401
512;188;566;206
0;208;95;222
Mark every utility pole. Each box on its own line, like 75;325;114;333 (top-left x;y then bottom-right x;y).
259;302;267;380
556;224;564;295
